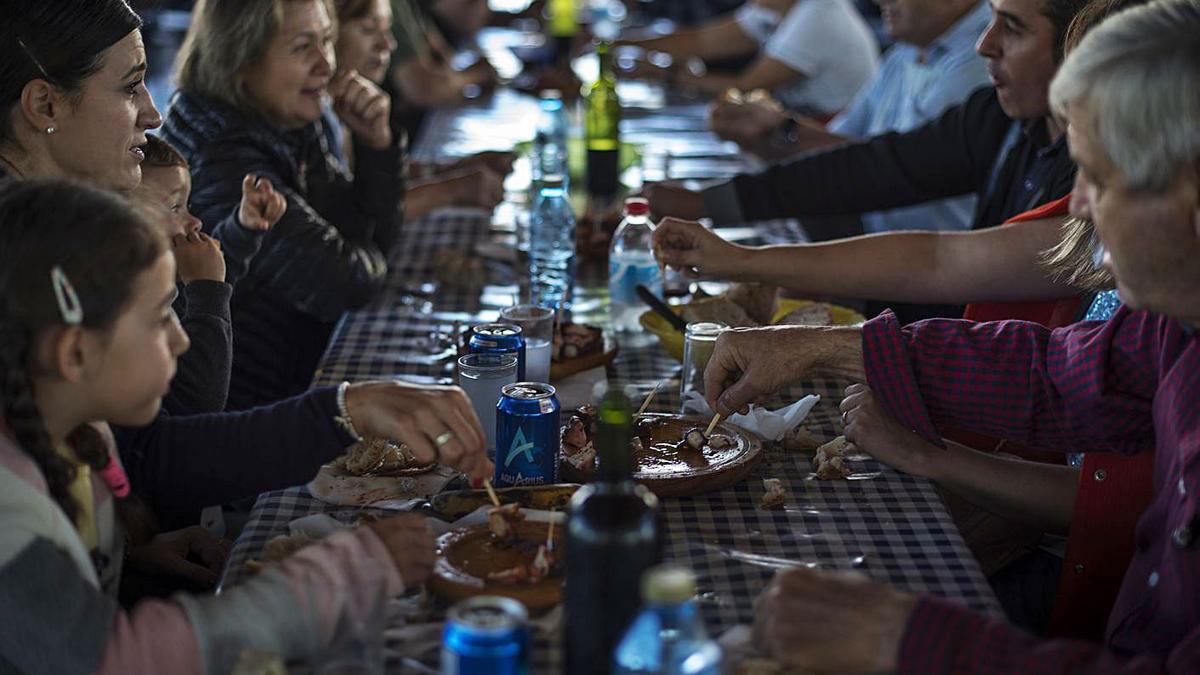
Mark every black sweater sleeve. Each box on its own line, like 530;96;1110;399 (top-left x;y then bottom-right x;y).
113;387;354;513
208;208;265;288
705;87;1011;223
162;280;232;415
191;138;403;322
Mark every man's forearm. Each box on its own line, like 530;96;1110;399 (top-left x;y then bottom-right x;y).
926;441;1079;535
727;221;1073;305
814;327;866;382
732;234;942;300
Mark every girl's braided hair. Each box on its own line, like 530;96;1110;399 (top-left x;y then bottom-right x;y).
0;179;165;522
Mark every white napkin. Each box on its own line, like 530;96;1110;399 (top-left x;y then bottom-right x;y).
680;391;820;442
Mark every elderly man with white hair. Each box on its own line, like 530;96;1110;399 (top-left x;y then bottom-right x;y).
703;1;1200;672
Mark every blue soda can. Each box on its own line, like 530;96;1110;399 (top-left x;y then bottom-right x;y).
495;382;561;487
441;596;529;675
470;323;526;381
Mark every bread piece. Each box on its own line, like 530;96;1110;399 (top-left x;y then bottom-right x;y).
782;424;823;452
777;304;834;327
812;436;854;480
724;283;779;325
682;296;757;328
759;478;788;510
815;455;852;480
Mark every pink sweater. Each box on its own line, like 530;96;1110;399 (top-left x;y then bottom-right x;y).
0;428;403;674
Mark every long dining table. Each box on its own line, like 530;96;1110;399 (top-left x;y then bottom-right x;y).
220;73;1001;672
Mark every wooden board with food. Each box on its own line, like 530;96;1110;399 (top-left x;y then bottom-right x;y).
549;321;617;380
429;483;581;522
559;407;763;497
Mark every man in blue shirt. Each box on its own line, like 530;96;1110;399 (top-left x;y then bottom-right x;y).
710;0;992;233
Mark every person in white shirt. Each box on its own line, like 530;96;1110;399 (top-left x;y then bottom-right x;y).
619;0;880;118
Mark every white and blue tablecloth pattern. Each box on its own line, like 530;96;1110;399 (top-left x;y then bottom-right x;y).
222;207;1000;673
222;90;1000;671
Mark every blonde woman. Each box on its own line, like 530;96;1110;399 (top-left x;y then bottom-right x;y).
164;0;402;410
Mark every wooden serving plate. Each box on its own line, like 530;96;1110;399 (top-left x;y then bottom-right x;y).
429;484;581;521
561;413;764;498
550;333;618;381
429;521;565;613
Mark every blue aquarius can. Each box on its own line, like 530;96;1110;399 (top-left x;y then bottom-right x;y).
469;323;526;381
441;596;529;675
494;382;560;487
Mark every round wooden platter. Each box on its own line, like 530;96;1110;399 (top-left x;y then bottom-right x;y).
560;413;764;498
429;521;565;613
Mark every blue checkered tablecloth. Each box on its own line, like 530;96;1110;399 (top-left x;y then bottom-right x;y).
221;94;1000;672
221;208;1001;673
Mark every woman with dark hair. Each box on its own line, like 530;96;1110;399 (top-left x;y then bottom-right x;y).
163;0;404;410
0;0;161;190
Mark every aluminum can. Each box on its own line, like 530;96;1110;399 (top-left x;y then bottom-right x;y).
441;596;529;675
469;323;526;381
495;382;561;487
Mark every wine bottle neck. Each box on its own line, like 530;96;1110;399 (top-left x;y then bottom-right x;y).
596;421;632;480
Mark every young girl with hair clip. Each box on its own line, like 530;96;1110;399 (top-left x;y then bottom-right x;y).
0;180;442;673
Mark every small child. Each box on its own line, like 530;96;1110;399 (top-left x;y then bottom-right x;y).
131;136;286;415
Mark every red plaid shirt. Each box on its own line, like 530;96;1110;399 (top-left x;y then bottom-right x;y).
862;307;1200;673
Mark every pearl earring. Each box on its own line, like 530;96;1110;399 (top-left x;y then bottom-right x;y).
45;127;56;135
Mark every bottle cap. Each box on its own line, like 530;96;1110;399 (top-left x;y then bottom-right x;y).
641;564;696;604
624;197;650;217
539;89;563;100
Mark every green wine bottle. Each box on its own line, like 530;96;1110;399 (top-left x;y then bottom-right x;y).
548;0;577;64
564;387;661;675
585;40;621;199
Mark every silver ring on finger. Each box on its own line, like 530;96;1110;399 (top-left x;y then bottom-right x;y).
434;431;455;448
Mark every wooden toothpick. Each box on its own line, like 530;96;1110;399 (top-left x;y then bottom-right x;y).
483;478;502;508
636;380;664;416
704;412;723;438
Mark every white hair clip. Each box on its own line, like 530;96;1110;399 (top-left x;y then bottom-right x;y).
50;265;83;325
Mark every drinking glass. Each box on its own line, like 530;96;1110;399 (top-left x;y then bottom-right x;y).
458;353;519;456
500;304;556;384
680;321;727;411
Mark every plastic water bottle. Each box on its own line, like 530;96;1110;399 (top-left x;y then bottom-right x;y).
612;565;722;675
529;174;576;310
609;197;662;332
533;89;569;185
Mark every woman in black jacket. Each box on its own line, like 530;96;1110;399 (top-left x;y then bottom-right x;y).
163;0;404;410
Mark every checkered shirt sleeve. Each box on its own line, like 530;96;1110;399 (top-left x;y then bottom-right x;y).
899;595;1200;674
861;308;1157;455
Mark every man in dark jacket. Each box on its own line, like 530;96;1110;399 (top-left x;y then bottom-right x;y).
646;0;1086;321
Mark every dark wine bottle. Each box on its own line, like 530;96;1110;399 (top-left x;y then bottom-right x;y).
585;40;621;199
563;388;661;675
